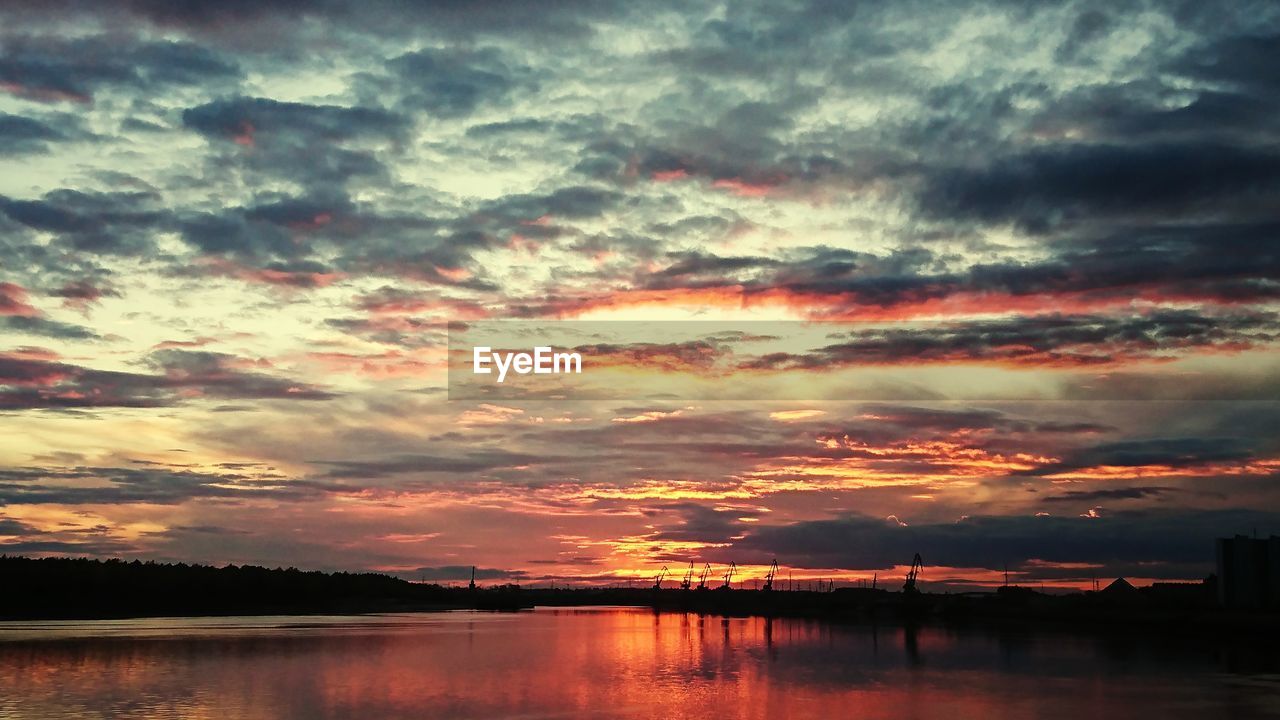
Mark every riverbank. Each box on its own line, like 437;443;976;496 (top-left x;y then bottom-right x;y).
0;556;531;620
6;556;1278;637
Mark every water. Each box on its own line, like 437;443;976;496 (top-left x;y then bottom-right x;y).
0;608;1276;719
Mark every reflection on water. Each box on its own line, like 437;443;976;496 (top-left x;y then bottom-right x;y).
0;608;1277;719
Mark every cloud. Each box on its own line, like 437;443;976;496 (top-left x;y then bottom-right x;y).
1042;487;1173;503
0;281;101;339
0;1;633;45
47;279;120;311
0;315;100;340
384;47;532;118
0;463;330;506
0;0;1278;581
181;97;407;192
739;311;1278;370
0;349;337;410
0;282;37;316
400;565;527;582
324;316;447;349
0;189;166;255
0;35;238;103
1173;32;1280;95
0;112;64;154
647;502;760;545
317;450;559;479
1017;437;1262;477
736;508;1280;577
921;143;1280;230
182;97;403;145
852;405;1110;435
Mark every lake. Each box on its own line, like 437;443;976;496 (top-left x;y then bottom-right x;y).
0;607;1276;719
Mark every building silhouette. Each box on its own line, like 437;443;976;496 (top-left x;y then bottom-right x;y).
1215;535;1280;609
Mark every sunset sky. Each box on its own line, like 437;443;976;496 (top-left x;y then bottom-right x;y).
2;0;1278;591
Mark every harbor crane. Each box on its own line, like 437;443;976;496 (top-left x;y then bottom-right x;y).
696;563;712;590
762;559;778;591
721;562;737;590
679;562;694;590
903;553;924;594
652;565;669;590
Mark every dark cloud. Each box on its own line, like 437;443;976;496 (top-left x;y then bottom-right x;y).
1173;33;1280;94
853;405;1111;435
736;508;1280;577
1042;487;1173;503
317;450;560;479
384;47;531;118
0;189;166;255
181;97;407;191
178;211;303;258
0;112;64;154
182;97;403;144
464;117;553;138
575;97;864;198
46;279;120;309
1032;84;1280;146
324;316;446;349
401;565;527;582
921;143;1280;230
647;502;759;545
168;192;368;285
0;282;34;315
0;517;37;535
0;314;100;340
740;311;1278;370
649;251;781;283
0;0;635;44
533;225;1280;316
1055;9;1113;62
0;349;337;410
0;464;323;505
0;35;238;103
483;185;623;223
328;185;621;285
1018;437;1261;477
0;538;141;555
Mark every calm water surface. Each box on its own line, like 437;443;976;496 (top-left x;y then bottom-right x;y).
0;607;1276;719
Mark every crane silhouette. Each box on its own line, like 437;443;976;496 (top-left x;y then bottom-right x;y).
679;562;694;590
652;565;669;591
903;553;924;594
696;563;712;590
720;562;736;590
762;559;778;592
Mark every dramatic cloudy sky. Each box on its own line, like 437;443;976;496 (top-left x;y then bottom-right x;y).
2;0;1279;590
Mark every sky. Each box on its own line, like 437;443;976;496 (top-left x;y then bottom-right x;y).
1;0;1279;591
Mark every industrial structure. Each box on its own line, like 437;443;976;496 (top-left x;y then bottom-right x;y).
654;557;916;595
696;563;711;590
903;553;923;594
720;562;736;590
652;566;668;591
1216;535;1280;609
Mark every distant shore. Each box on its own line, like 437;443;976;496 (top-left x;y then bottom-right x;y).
4;556;1279;637
0;555;530;620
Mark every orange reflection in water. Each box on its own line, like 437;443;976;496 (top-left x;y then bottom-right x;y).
0;609;1273;720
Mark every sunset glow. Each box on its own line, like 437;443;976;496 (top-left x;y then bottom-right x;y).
1;0;1278;596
